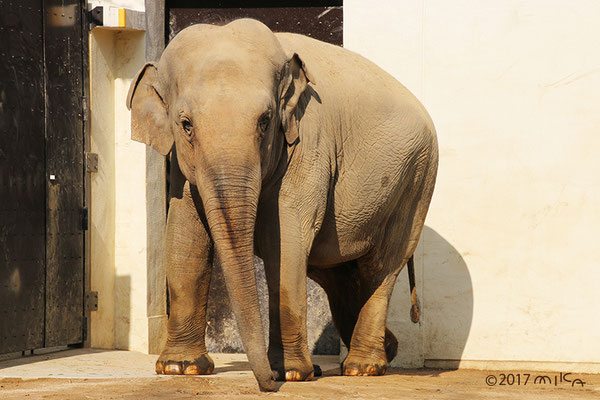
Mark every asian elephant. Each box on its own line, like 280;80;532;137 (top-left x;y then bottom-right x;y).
127;19;438;392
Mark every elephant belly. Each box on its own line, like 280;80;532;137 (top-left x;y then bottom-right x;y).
308;164;410;265
308;219;372;266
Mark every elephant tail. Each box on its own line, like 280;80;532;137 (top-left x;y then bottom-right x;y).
408;255;420;323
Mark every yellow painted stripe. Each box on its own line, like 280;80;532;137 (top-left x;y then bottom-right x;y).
118;9;126;27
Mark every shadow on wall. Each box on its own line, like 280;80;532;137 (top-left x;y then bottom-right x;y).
206;257;339;355
114;275;131;351
422;226;473;367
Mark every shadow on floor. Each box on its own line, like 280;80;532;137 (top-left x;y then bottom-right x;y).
0;348;111;370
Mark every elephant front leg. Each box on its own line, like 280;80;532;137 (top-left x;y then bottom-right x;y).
258;209;314;381
155;182;214;375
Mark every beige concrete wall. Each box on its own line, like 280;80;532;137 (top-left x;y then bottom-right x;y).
345;0;600;371
89;28;117;350
113;30;151;353
89;27;166;353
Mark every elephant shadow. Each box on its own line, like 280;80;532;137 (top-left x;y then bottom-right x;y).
421;226;473;368
386;225;474;377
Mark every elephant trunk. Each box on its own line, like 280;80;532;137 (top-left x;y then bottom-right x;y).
197;164;275;392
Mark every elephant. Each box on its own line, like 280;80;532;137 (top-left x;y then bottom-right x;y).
126;19;438;392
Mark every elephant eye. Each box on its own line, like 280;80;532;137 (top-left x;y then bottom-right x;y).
258;110;272;133
181;119;193;136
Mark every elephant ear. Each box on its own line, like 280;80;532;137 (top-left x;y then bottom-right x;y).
126;62;173;155
278;53;314;145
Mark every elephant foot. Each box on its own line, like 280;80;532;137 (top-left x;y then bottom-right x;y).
342;361;388;376
342;354;388;376
272;368;314;381
270;361;316;381
155;349;214;375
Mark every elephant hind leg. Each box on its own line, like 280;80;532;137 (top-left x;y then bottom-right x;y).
341;148;436;376
341;263;400;377
341;175;434;375
308;263;398;367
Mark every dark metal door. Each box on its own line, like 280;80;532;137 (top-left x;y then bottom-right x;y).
166;0;342;355
0;0;85;354
0;0;47;354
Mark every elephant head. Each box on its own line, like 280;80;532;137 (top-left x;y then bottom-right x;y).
126;19;313;392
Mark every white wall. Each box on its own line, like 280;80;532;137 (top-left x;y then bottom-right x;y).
346;0;600;371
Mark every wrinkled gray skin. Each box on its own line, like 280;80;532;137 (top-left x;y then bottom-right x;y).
127;19;438;392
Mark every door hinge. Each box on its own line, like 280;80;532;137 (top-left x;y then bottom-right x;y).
85;152;98;173
86;291;98;311
81;207;89;231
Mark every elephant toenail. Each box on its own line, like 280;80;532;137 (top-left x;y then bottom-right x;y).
285;370;300;381
155;361;165;375
164;362;182;375
183;364;199;375
184;364;213;375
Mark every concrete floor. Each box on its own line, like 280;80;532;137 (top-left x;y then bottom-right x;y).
0;348;339;380
0;349;599;399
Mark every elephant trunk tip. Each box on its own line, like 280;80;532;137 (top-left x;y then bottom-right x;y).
258;375;276;392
